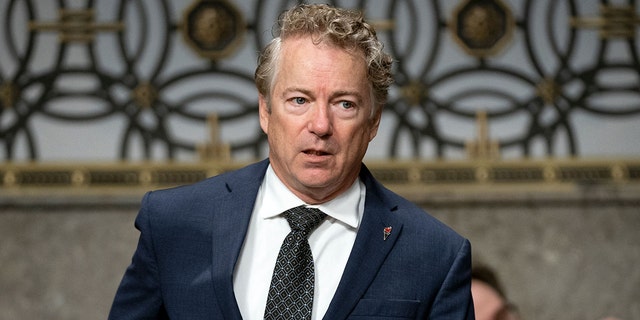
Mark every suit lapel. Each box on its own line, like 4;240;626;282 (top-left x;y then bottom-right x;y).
323;166;404;319
209;160;269;320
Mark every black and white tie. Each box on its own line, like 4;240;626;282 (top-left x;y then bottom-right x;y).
264;206;327;320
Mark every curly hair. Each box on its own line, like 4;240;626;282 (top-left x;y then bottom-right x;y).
255;4;394;114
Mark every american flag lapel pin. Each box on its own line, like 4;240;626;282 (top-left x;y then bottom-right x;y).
383;226;392;240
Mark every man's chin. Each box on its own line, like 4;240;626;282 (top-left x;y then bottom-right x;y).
298;177;333;190
296;173;337;190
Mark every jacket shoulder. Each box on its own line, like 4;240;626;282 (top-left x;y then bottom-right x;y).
144;160;268;207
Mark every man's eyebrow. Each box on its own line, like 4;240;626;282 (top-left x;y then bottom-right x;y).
331;90;364;103
282;87;312;96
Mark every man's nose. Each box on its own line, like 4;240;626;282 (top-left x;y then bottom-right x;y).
307;104;333;137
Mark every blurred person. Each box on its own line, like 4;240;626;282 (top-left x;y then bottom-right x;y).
472;264;520;320
109;4;473;319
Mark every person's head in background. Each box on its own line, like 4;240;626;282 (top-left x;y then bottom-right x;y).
472;264;521;320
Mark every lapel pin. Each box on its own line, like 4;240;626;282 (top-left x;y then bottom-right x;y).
383;226;392;240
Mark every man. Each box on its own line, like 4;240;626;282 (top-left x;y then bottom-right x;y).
110;4;474;319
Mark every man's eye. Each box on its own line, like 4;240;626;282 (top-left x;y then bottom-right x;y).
340;101;354;109
293;97;307;105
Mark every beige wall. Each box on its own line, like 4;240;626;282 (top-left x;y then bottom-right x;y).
0;203;140;320
432;204;640;320
1;186;639;320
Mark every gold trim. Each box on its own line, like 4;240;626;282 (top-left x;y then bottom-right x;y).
537;77;561;105
571;4;640;39
2;158;639;193
29;9;124;43
133;82;158;109
400;81;429;106
198;113;231;161
465;110;500;160
370;19;395;31
0;82;19;109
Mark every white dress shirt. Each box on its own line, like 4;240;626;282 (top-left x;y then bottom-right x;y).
233;164;365;320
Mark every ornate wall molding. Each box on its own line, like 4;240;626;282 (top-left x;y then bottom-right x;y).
2;159;639;207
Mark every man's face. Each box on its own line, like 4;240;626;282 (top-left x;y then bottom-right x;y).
259;36;381;204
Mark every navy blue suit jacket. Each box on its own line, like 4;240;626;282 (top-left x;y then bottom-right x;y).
109;159;474;319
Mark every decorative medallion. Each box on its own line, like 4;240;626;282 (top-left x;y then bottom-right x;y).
451;0;515;57
133;82;158;109
401;81;429;106
537;77;561;105
181;0;245;60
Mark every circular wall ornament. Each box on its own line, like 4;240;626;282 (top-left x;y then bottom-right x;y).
181;0;245;60
451;0;515;57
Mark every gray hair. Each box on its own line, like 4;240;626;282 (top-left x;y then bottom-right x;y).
254;4;394;114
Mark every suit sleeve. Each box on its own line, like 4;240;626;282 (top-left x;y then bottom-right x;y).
109;192;169;320
428;239;475;319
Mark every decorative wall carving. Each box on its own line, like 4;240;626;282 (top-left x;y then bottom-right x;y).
0;0;639;162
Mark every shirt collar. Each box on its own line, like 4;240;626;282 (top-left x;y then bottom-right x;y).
261;165;362;229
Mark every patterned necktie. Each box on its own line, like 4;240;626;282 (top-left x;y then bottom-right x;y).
264;206;327;320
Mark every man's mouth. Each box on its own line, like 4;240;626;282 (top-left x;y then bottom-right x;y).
303;149;330;156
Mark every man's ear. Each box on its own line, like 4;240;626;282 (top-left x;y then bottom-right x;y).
258;94;269;134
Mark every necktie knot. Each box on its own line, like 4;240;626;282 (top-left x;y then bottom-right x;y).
283;206;326;234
